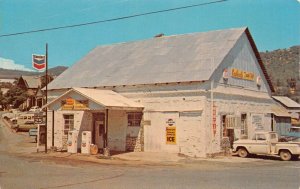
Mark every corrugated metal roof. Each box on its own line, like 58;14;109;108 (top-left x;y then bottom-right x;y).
22;76;41;89
271;104;291;117
272;96;300;108
44;87;144;109
48;27;248;90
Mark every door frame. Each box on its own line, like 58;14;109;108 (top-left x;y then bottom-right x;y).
92;112;106;148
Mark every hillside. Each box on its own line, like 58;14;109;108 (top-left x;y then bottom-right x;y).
0;66;68;79
260;45;300;102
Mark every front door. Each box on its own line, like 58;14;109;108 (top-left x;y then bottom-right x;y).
94;120;105;149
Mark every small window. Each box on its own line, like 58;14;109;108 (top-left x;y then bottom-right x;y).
63;114;74;135
241;114;248;136
127;112;142;127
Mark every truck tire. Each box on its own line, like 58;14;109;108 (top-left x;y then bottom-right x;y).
279;150;292;161
237;147;248;158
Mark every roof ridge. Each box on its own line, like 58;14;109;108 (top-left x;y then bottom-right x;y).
95;27;248;49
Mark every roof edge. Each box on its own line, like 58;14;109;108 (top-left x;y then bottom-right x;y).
42;88;106;109
94;27;249;49
244;28;275;92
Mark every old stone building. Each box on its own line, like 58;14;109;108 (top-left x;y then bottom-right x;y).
43;27;289;157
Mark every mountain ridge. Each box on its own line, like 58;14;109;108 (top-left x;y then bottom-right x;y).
0;66;68;79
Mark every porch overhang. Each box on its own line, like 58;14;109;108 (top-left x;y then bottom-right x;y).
42;87;144;111
271;105;290;117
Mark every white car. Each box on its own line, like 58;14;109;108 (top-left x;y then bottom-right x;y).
29;106;41;112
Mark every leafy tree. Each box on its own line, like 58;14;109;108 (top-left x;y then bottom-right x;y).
40;75;54;88
4;85;28;109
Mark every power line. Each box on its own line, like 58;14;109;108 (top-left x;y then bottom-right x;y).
0;0;228;38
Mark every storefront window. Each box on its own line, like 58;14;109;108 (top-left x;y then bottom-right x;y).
241;114;248;136
127;112;142;127
63;114;74;135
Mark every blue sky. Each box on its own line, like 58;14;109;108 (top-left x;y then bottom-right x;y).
0;0;299;71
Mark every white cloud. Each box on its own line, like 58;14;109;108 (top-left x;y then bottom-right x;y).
298;0;300;3
0;57;33;71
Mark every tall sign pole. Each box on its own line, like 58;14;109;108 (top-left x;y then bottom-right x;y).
32;48;47;153
45;43;48;153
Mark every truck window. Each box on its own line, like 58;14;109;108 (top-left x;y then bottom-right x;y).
256;134;266;140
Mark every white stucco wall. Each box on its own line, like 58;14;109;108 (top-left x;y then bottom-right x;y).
107;110;127;151
47;110;93;150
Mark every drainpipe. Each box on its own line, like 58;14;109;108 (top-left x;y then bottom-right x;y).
52;110;54;147
209;58;214;157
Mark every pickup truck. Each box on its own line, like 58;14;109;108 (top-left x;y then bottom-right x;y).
233;131;300;161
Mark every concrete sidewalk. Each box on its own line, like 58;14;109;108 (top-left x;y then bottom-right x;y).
110;151;260;163
26;150;265;167
112;151;185;163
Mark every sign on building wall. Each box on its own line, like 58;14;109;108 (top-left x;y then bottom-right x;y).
251;114;264;130
166;127;176;144
61;98;89;110
231;68;255;81
212;104;217;136
166;118;176;144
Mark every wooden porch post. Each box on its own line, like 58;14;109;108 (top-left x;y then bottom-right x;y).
105;109;108;148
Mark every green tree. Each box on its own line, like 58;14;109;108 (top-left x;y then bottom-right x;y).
40;75;54;88
4;85;28;109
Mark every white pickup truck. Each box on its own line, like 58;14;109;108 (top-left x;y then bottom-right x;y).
233;132;300;161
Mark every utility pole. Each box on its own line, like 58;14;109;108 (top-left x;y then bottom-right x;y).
45;43;48;153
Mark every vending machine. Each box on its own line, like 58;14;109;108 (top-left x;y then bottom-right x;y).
81;131;92;154
67;130;78;153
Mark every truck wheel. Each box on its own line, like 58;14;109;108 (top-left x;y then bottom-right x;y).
279;150;292;161
238;148;248;158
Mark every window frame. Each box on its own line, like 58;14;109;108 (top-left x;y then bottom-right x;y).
240;113;248;136
127;112;143;127
63;114;74;135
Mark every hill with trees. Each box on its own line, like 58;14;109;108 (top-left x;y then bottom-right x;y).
260;45;300;102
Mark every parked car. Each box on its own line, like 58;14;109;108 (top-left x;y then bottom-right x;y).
14;112;37;132
233;131;300;161
1;109;21;120
29;106;41;112
15;120;37;132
